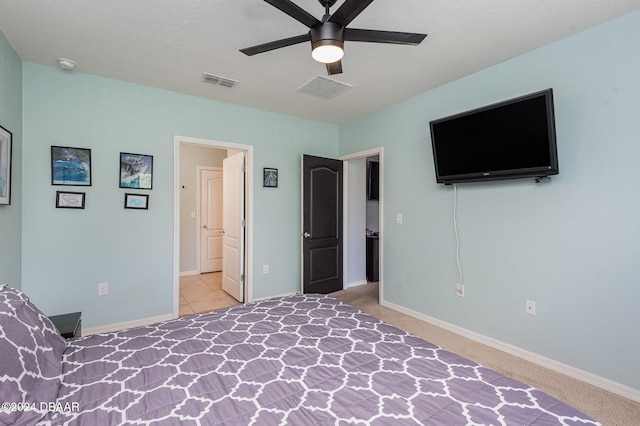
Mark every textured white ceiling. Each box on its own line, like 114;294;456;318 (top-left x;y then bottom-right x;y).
1;0;639;124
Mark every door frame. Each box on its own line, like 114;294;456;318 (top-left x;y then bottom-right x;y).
196;166;223;275
173;135;253;318
340;147;384;303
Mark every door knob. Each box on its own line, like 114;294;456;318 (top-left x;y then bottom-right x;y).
303;232;311;238
220;229;225;234
202;224;207;229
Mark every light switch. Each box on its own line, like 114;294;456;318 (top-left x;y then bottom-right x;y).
396;213;403;224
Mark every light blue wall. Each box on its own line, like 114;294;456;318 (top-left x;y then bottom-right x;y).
339;11;640;390
22;64;338;327
0;31;22;289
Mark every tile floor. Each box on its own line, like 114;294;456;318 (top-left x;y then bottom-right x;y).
179;272;240;317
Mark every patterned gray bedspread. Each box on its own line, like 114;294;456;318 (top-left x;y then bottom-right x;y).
43;294;598;425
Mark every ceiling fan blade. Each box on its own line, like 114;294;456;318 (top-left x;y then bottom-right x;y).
326;60;343;75
328;0;375;27
264;0;321;28
345;28;427;45
240;34;310;56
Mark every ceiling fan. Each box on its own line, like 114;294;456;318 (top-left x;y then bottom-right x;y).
240;0;427;75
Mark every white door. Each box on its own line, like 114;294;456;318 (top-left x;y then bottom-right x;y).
222;152;245;302
200;168;223;273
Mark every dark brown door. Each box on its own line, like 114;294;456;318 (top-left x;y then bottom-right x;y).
302;155;343;294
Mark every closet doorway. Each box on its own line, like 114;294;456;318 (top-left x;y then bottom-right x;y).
341;147;383;304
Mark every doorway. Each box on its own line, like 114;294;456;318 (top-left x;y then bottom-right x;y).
173;136;254;318
300;148;383;302
342;148;383;304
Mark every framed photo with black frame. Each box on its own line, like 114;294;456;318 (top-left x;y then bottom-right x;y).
0;125;12;205
263;167;278;188
124;193;149;210
120;152;153;190
51;146;92;186
55;191;85;209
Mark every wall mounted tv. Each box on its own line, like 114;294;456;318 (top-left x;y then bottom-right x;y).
429;88;558;184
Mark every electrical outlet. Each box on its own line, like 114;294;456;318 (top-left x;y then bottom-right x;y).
456;283;464;297
263;264;269;274
98;282;108;296
526;299;536;315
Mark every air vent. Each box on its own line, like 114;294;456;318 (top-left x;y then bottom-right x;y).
202;72;239;88
297;75;352;99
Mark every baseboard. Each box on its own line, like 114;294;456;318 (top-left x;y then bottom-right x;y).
82;314;174;336
382;299;640;403
180;270;198;277
347;280;368;288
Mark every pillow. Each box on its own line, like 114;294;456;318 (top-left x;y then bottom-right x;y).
0;284;67;425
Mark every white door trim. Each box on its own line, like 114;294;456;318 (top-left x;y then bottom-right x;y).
196;166;222;275
173;135;254;318
339;147;384;304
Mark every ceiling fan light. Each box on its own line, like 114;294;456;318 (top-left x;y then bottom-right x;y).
310;21;344;64
312;44;344;63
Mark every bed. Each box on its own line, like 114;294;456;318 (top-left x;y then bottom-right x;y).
1;284;599;425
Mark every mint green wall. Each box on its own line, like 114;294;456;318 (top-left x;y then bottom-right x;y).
339;11;640;390
22;64;338;327
0;31;21;289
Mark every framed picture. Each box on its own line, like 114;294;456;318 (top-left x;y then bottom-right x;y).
56;191;85;209
263;167;278;188
51;146;92;186
120;152;153;189
0;125;12;205
124;193;149;210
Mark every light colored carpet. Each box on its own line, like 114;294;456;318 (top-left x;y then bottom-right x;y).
330;282;640;426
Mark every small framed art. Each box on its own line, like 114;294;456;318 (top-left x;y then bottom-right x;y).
0;125;12;205
51;146;92;186
124;193;149;210
120;152;153;189
263;168;278;188
56;191;85;209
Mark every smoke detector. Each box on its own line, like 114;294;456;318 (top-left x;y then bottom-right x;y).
57;58;76;71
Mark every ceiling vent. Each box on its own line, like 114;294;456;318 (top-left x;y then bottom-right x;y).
297;75;352;99
202;72;239;88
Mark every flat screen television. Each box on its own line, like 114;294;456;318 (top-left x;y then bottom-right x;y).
429;89;558;184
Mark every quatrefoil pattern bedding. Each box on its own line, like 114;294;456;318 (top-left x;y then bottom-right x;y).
27;294;598;425
0;285;67;425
